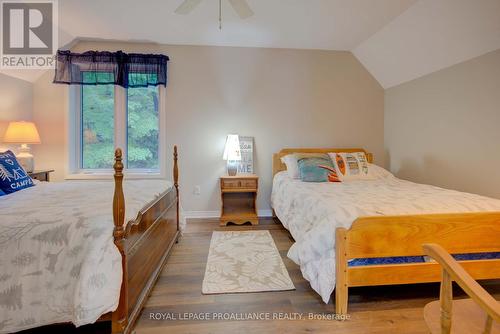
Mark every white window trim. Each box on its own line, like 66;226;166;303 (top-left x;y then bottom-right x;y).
66;84;167;180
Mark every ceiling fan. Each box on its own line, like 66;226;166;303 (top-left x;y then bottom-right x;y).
174;0;254;29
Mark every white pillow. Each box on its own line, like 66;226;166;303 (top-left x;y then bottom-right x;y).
280;154;299;179
368;163;394;179
328;152;375;181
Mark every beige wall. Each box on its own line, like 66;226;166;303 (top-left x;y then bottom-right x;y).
0;73;33;151
385;49;500;199
32;41;384;214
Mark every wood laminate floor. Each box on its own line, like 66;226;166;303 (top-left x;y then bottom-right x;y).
23;218;500;334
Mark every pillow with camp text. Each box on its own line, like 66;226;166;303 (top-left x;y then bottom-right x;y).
0;150;34;194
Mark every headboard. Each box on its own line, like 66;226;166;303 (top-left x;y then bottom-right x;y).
272;148;373;177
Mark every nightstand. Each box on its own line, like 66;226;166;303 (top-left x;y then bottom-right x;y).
220;174;258;226
28;169;54;182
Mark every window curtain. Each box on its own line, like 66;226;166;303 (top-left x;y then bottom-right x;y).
53;50;169;88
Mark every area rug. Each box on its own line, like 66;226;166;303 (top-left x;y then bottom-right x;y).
202;230;295;294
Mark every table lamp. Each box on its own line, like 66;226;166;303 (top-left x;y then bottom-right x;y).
3;121;41;172
223;134;241;176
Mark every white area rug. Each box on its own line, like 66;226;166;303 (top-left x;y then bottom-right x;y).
202;230;295;294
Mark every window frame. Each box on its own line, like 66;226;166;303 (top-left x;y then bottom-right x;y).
67;82;167;180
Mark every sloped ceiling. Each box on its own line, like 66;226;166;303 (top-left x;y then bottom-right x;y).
2;0;500;89
354;0;500;88
57;0;417;51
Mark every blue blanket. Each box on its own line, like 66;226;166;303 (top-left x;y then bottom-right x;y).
348;252;500;266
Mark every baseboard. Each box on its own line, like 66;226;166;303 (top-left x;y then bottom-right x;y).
184;209;273;219
258;209;273;217
183;211;220;219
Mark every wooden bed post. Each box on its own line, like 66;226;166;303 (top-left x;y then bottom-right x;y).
112;148;128;333
335;227;348;315
173;145;179;232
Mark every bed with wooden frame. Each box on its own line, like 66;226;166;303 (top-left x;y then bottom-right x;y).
272;148;500;315
105;146;180;334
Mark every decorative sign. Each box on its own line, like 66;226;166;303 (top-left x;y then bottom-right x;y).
237;136;254;174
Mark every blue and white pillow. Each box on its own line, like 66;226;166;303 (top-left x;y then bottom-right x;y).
0;188;5;196
297;155;335;182
0;150;34;194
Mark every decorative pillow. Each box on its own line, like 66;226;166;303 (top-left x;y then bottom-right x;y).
0;150;34;194
317;165;341;182
281;153;328;179
297;155;338;182
328;152;375;181
0;188;5;196
280;154;299;179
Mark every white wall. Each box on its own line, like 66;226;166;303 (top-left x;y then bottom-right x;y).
32;41;385;215
385;48;500;199
0;73;33;151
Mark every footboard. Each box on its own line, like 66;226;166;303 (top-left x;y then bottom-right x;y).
111;146;180;334
335;213;500;314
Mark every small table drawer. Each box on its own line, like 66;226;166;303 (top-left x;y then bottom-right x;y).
221;178;257;189
222;179;242;188
240;179;257;189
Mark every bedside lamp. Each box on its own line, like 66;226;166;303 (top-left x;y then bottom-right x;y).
223;134;241;176
3;121;41;172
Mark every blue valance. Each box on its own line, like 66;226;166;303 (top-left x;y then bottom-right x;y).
53;50;169;88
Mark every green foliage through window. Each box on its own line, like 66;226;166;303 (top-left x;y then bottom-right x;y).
81;72;159;170
127;85;159;169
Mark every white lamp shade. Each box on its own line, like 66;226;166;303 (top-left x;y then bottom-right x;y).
223;134;241;161
3;121;41;144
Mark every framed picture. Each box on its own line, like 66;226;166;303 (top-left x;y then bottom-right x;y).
237;136;254;174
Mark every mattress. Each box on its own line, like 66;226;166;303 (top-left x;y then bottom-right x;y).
0;179;173;333
271;166;500;303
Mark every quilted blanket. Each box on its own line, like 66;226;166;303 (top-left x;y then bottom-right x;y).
0;179;173;333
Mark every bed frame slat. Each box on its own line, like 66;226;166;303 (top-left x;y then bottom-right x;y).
346;213;500;258
347;259;500;287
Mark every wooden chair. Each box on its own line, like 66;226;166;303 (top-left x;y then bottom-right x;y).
422;244;500;334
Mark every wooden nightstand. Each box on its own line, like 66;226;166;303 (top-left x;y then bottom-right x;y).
28;169;54;182
220;174;258;226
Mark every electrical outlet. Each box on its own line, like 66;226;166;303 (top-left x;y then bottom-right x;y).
194;185;201;195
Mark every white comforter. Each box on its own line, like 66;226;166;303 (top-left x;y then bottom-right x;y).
271;167;500;303
0;180;175;333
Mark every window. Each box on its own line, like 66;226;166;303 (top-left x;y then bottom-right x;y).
81;73;115;169
69;73;165;178
127;85;159;169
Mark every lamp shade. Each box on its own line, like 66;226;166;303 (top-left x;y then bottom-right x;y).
223;134;241;161
3;121;41;144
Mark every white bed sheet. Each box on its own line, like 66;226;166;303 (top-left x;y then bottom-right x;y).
0;179;178;333
271;167;500;303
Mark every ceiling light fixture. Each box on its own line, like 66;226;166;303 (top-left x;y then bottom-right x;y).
174;0;254;30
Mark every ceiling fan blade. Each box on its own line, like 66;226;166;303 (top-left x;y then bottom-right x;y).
174;0;203;15
228;0;254;19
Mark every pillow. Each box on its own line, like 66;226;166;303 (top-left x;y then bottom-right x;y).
280;154;299;179
0;150;34;194
297;154;339;182
368;163;394;179
328;152;375;181
0;188;5;196
280;153;328;179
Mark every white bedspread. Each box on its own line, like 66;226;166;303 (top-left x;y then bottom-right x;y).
271;168;500;304
0;180;174;333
